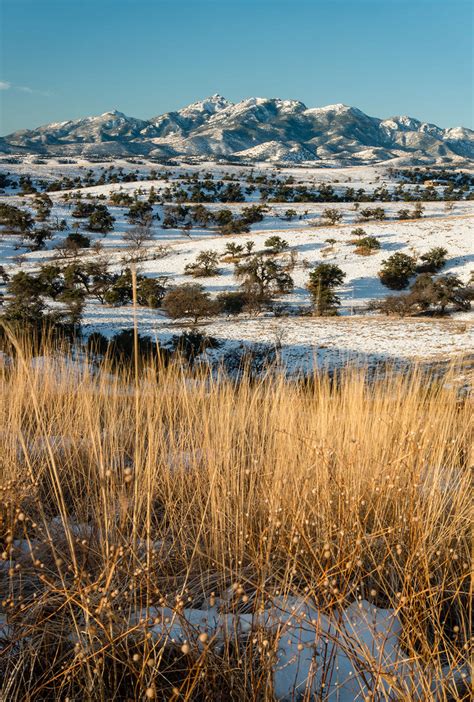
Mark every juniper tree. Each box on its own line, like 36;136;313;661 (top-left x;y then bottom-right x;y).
307;263;346;316
378;252;417;290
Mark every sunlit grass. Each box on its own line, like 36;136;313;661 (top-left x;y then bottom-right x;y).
0;336;471;700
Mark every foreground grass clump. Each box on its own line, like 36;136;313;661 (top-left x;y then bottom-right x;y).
0;342;471;701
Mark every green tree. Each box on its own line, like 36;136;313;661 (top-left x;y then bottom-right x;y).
240;205;265;225
307;263;346;316
322;208;343;225
219;182;244;202
37;264;65;299
88;205;115;233
72;202;96;218
224;242;245;258
0;204;34;234
162;284;218;323
184;250;220;277
191;204;212;227
65;232;91;249
127;201;153;225
265;235;288;253
136;276;168;308
25;227;53;251
33;193;53;222
58;286;85;326
416;247;448;274
3;271;45;323
214;209;234;227
355;236;381;253
378;252;417;290
245;241;255;255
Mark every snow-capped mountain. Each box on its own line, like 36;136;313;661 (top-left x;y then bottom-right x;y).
1;94;472;164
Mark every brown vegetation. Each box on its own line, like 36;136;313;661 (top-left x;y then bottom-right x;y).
0;336;471;700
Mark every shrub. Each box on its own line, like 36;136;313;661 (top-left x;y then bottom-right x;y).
410;273;472;314
373;273;472;317
359;207;386;221
378;252;417;290
127;201;153;225
264;235;288;253
64;232;91;249
216;291;247;316
170;330;220;364
0;203;34;234
351;227;366;237
354;236;381;254
218;219;250;236
88;205;115;233
184;251;220;277
105;329;169;366
412;203;424;219
162;283;218;323
416;247;448;274
370;294;416;317
322;208;342;225
109;191;134;206
85;331;109;356
224;242;244;259
240;205;266;225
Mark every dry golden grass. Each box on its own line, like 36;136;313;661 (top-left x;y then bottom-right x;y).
0;337;472;701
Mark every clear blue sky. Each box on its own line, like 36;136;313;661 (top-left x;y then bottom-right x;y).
0;0;472;135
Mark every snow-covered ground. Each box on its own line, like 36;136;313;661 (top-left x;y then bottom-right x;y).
1;160;473;370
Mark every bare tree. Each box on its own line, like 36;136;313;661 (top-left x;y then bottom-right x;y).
122;223;155;263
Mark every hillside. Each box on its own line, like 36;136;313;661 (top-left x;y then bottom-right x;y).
1;159;472;372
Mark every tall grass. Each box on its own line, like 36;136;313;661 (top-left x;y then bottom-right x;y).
0;340;471;700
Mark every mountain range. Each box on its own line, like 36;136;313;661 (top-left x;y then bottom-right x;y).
1;94;473;165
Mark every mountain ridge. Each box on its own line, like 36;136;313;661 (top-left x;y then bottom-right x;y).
2;95;473;165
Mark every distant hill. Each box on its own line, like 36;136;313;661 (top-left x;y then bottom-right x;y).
2;94;473;165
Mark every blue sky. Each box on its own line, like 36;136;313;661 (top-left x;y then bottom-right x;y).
0;0;472;134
